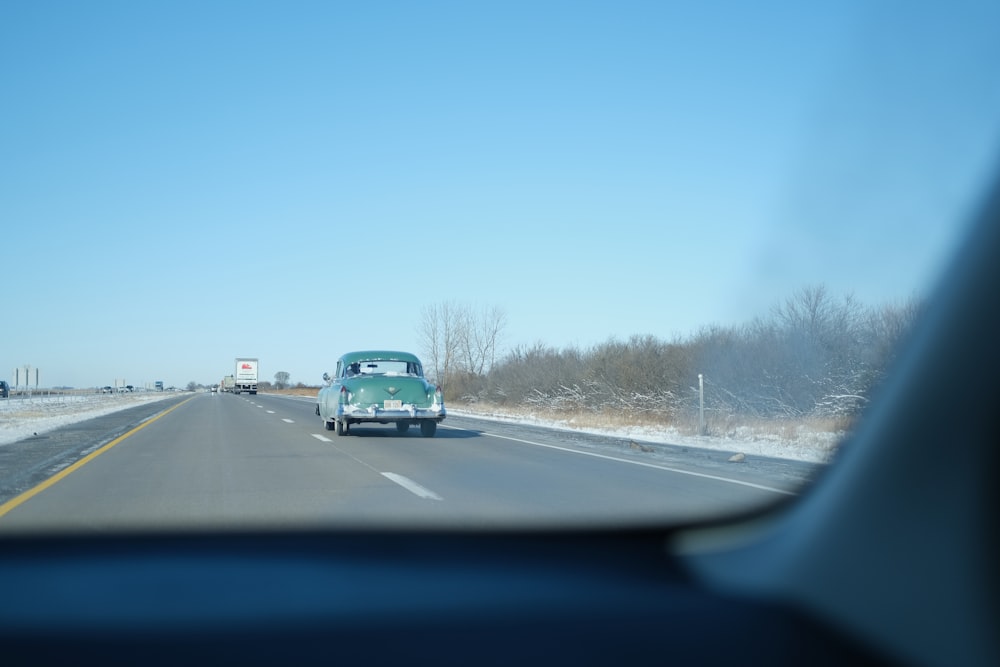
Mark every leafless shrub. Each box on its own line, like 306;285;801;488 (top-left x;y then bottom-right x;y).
425;286;919;423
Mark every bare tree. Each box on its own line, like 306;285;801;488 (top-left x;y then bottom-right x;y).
419;301;460;383
419;301;507;384
274;371;290;390
458;303;507;375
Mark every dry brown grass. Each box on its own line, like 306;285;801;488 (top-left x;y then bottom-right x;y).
452;400;854;442
451;401;673;432
705;413;854;439
263;387;321;398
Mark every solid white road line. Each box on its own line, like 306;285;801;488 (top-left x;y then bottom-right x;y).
469;429;796;496
381;472;443;501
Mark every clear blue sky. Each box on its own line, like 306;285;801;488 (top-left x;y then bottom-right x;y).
3;1;999;389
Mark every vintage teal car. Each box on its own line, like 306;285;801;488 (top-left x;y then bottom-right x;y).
317;350;446;437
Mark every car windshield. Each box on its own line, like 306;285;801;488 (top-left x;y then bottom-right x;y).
1;1;998;531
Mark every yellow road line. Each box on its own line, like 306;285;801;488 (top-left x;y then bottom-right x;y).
0;397;195;519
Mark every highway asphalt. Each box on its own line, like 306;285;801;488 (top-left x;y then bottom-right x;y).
0;392;820;531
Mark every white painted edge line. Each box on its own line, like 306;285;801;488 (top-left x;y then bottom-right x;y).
381;472;443;501
476;430;795;496
281;418;294;423
311;434;332;442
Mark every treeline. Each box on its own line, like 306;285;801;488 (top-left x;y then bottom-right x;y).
430;287;919;423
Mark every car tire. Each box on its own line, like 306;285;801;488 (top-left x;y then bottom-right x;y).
395;422;410;434
324;419;334;431
336;419;348;436
315;405;320;416
419;421;437;438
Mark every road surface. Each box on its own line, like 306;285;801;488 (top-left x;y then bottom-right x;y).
0;392;819;530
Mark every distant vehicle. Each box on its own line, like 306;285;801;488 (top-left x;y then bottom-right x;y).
154;381;164;391
101;386;113;394
233;358;258;395
317;350;445;437
0;380;8;398
221;375;235;393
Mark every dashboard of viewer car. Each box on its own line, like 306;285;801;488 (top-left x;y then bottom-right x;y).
1;183;998;667
0;527;892;666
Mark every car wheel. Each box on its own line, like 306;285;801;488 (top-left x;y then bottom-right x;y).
395;422;410;434
336;419;348;436
315;404;320;416
324;419;334;431
419;421;437;438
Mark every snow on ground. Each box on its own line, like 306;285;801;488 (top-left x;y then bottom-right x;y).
448;408;841;464
1;392;840;463
0;392;183;446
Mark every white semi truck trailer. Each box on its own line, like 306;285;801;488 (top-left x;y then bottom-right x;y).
234;358;258;395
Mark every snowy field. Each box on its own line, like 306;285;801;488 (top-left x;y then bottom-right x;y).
0;392;839;463
0;392;183;446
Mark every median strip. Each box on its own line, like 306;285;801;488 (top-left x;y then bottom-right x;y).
0;397;197;519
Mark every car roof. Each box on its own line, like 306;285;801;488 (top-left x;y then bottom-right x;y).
338;350;421;364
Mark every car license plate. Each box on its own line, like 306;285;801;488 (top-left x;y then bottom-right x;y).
383;400;402;409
